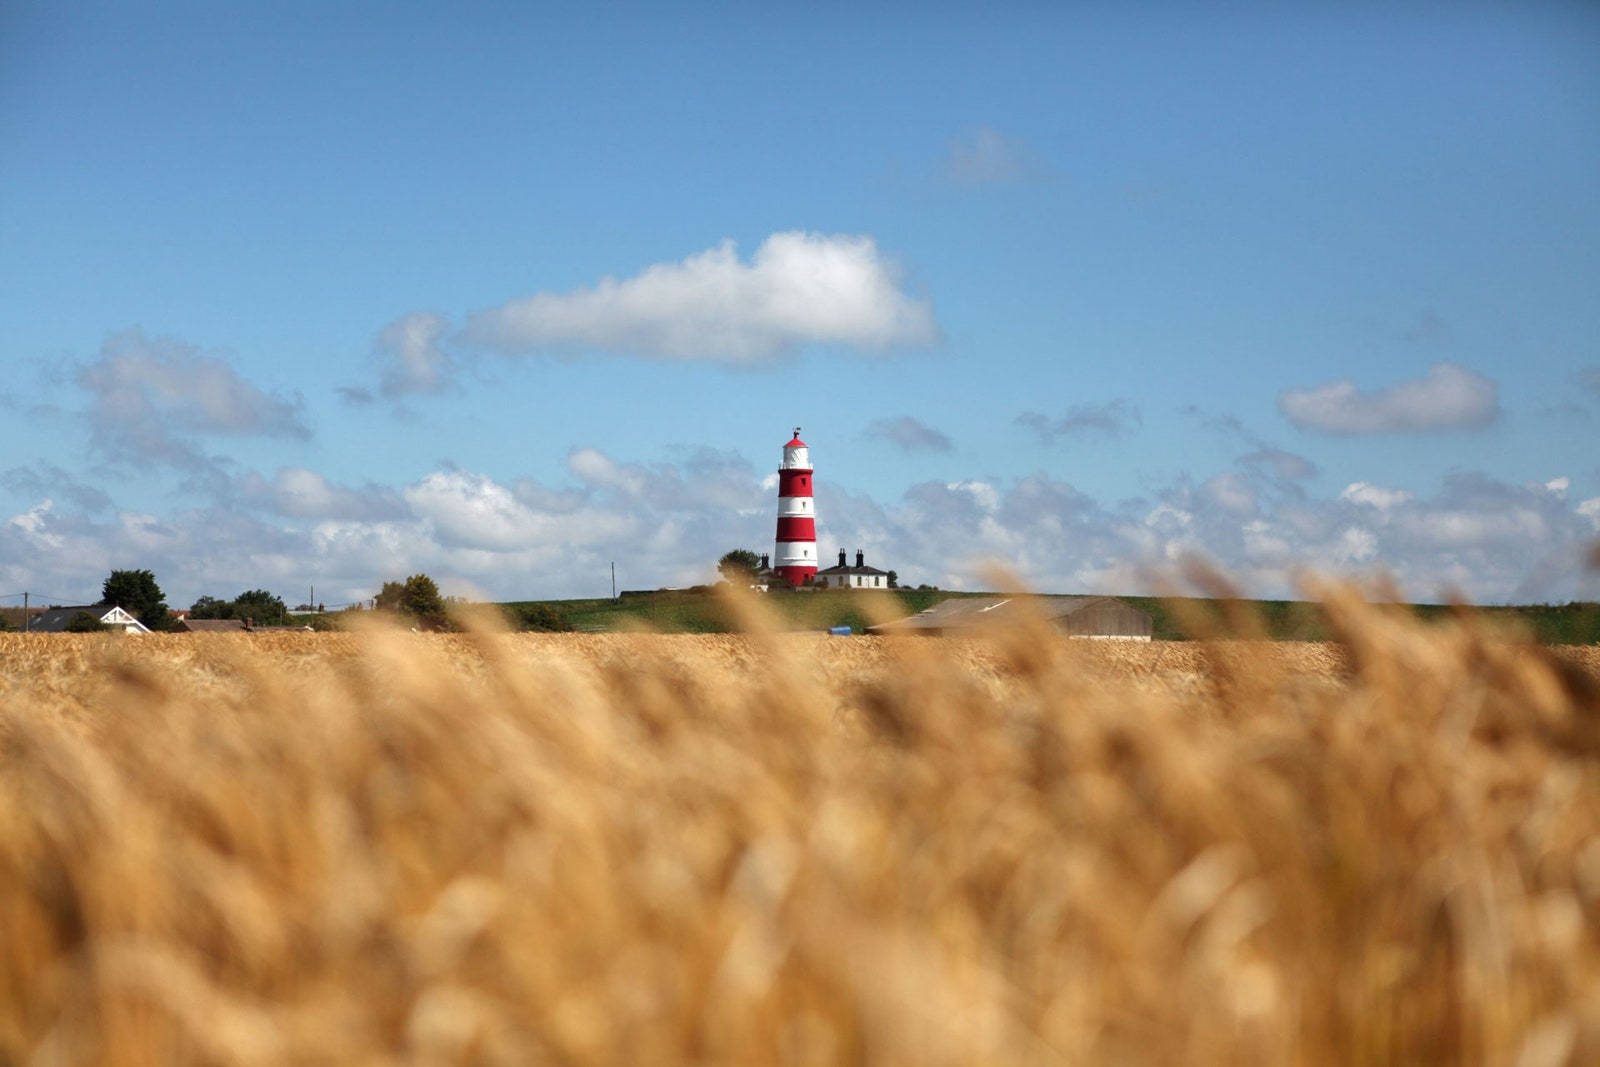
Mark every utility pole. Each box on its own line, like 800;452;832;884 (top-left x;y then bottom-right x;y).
22;592;28;634
611;562;616;600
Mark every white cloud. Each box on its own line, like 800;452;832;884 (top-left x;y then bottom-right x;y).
1340;482;1414;510
1017;401;1141;444
1279;362;1499;434
1203;473;1257;516
567;448;649;496
375;312;451;396
1543;477;1570;497
945;480;1000;512
406;470;580;552
8;499;57;541
460;232;938;363
1333;527;1379;565
1;464;113;513
3;444;1597;610
77;328;309;468
236;468;409;522
943;127;1047;186
865;416;953;453
1239;448;1317;482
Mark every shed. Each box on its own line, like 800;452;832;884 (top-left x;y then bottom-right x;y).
867;595;1152;639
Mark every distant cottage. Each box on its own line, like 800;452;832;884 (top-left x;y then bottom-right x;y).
815;549;889;590
26;605;150;634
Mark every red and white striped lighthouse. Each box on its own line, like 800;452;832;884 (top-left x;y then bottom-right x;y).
773;427;817;587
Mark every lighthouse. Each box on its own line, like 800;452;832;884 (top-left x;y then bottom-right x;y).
772;427;817;587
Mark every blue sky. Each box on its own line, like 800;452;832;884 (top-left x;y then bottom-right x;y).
2;1;1598;607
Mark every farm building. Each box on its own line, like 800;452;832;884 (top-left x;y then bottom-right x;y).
868;595;1153;639
25;605;151;634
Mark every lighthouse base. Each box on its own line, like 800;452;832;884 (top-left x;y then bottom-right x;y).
773;566;817;588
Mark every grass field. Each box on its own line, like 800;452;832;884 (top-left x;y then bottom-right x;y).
500;587;1600;643
3;588;1599;1064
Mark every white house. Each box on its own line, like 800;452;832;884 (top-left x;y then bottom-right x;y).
815;549;890;590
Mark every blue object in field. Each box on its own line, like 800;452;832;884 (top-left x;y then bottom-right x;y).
828;625;852;636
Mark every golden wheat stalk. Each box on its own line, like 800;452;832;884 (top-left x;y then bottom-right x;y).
1;587;1596;1065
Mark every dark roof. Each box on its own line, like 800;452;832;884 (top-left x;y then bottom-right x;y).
27;605;115;632
867;595;1152;636
177;618;248;633
816;564;888;577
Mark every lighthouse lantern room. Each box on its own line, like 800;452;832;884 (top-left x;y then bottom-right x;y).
772;427;817;586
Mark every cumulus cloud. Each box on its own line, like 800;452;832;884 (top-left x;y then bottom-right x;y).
863;467;1596;603
864;416;953;453
375;312;452;396
406;470;581;552
1239;448;1318;482
943;127;1048;186
1203;473;1257;516
234;468;409;522
1339;482;1414;510
1;464;114;513
460;232;938;363
77;328;309;468
3;444;1596;609
0;447;778;607
1017;401;1140;443
1279;362;1499;434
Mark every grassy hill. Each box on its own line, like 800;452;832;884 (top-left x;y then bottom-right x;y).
499;587;976;635
499;588;1600;644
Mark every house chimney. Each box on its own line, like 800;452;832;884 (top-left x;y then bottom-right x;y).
855;549;864;569
838;548;847;567
760;553;769;569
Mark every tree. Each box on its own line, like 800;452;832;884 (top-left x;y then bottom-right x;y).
103;569;171;630
189;590;289;626
717;549;762;584
887;570;899;589
189;595;234;620
376;574;447;629
510;603;574;632
232;589;288;626
65;611;108;633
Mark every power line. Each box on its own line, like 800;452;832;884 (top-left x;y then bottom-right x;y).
5;593;95;607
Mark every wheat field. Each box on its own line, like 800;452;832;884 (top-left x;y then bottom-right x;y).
2;589;1598;1065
